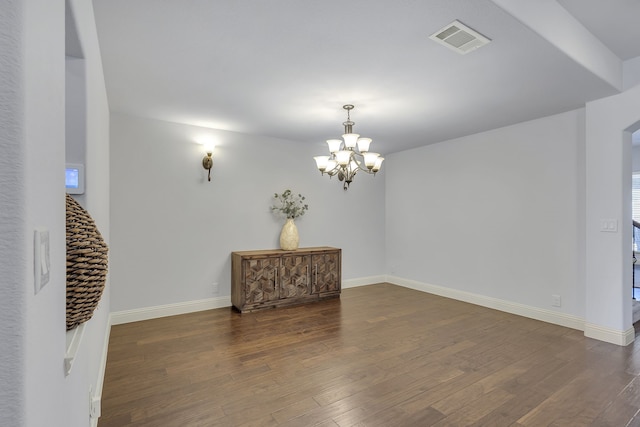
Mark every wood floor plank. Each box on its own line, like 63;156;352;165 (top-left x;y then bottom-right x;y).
99;283;640;426
592;376;640;425
517;368;634;426
431;388;515;426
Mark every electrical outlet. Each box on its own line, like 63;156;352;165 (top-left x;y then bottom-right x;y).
212;282;219;294
552;294;561;307
89;386;101;419
90;395;101;419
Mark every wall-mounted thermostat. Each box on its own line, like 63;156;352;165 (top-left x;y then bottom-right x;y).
65;163;85;194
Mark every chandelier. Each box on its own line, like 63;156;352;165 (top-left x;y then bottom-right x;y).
313;104;384;190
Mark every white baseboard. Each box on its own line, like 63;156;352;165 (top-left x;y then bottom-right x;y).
387;275;585;331
342;275;386;289
90;313;112;427
584;323;636;346
107;276;633;346
387;275;638;346
111;296;232;325
110;279;381;325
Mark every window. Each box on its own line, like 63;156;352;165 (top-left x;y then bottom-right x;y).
633;173;640;251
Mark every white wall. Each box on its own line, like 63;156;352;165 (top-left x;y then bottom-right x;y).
65;1;112;426
0;0;111;425
22;0;68;423
0;1;27;425
1;5;636;426
585;82;640;344
632;145;640;172
386;110;586;319
109;113;386;313
623;56;640;90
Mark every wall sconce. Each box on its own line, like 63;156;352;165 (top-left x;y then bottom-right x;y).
201;144;215;181
202;142;215;181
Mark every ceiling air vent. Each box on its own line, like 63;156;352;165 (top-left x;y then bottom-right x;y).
429;20;491;54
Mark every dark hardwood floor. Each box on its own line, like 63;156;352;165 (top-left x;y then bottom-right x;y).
100;283;640;426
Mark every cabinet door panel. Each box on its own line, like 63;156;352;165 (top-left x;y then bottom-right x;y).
280;254;311;298
244;257;280;304
312;252;340;294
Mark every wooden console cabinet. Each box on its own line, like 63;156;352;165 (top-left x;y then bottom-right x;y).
231;247;341;313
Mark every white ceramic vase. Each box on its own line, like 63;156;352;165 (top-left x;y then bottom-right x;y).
279;218;299;250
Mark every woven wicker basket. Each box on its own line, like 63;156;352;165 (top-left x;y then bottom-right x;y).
66;194;109;330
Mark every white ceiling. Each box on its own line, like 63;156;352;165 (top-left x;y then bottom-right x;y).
558;0;640;61
91;0;640;154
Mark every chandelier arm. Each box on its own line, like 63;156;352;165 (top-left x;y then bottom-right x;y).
350;152;373;173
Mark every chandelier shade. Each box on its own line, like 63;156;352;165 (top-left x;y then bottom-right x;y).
363;152;380;169
357;138;372;152
335;151;351;166
342;133;359;148
327;139;342;153
313;156;330;172
313;104;384;190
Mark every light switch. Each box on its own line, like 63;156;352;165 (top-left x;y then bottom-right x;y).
34;228;50;294
600;219;618;233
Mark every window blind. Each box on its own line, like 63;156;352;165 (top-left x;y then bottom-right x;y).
633;173;640;222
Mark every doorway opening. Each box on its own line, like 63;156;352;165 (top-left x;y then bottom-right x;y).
630;129;640;325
